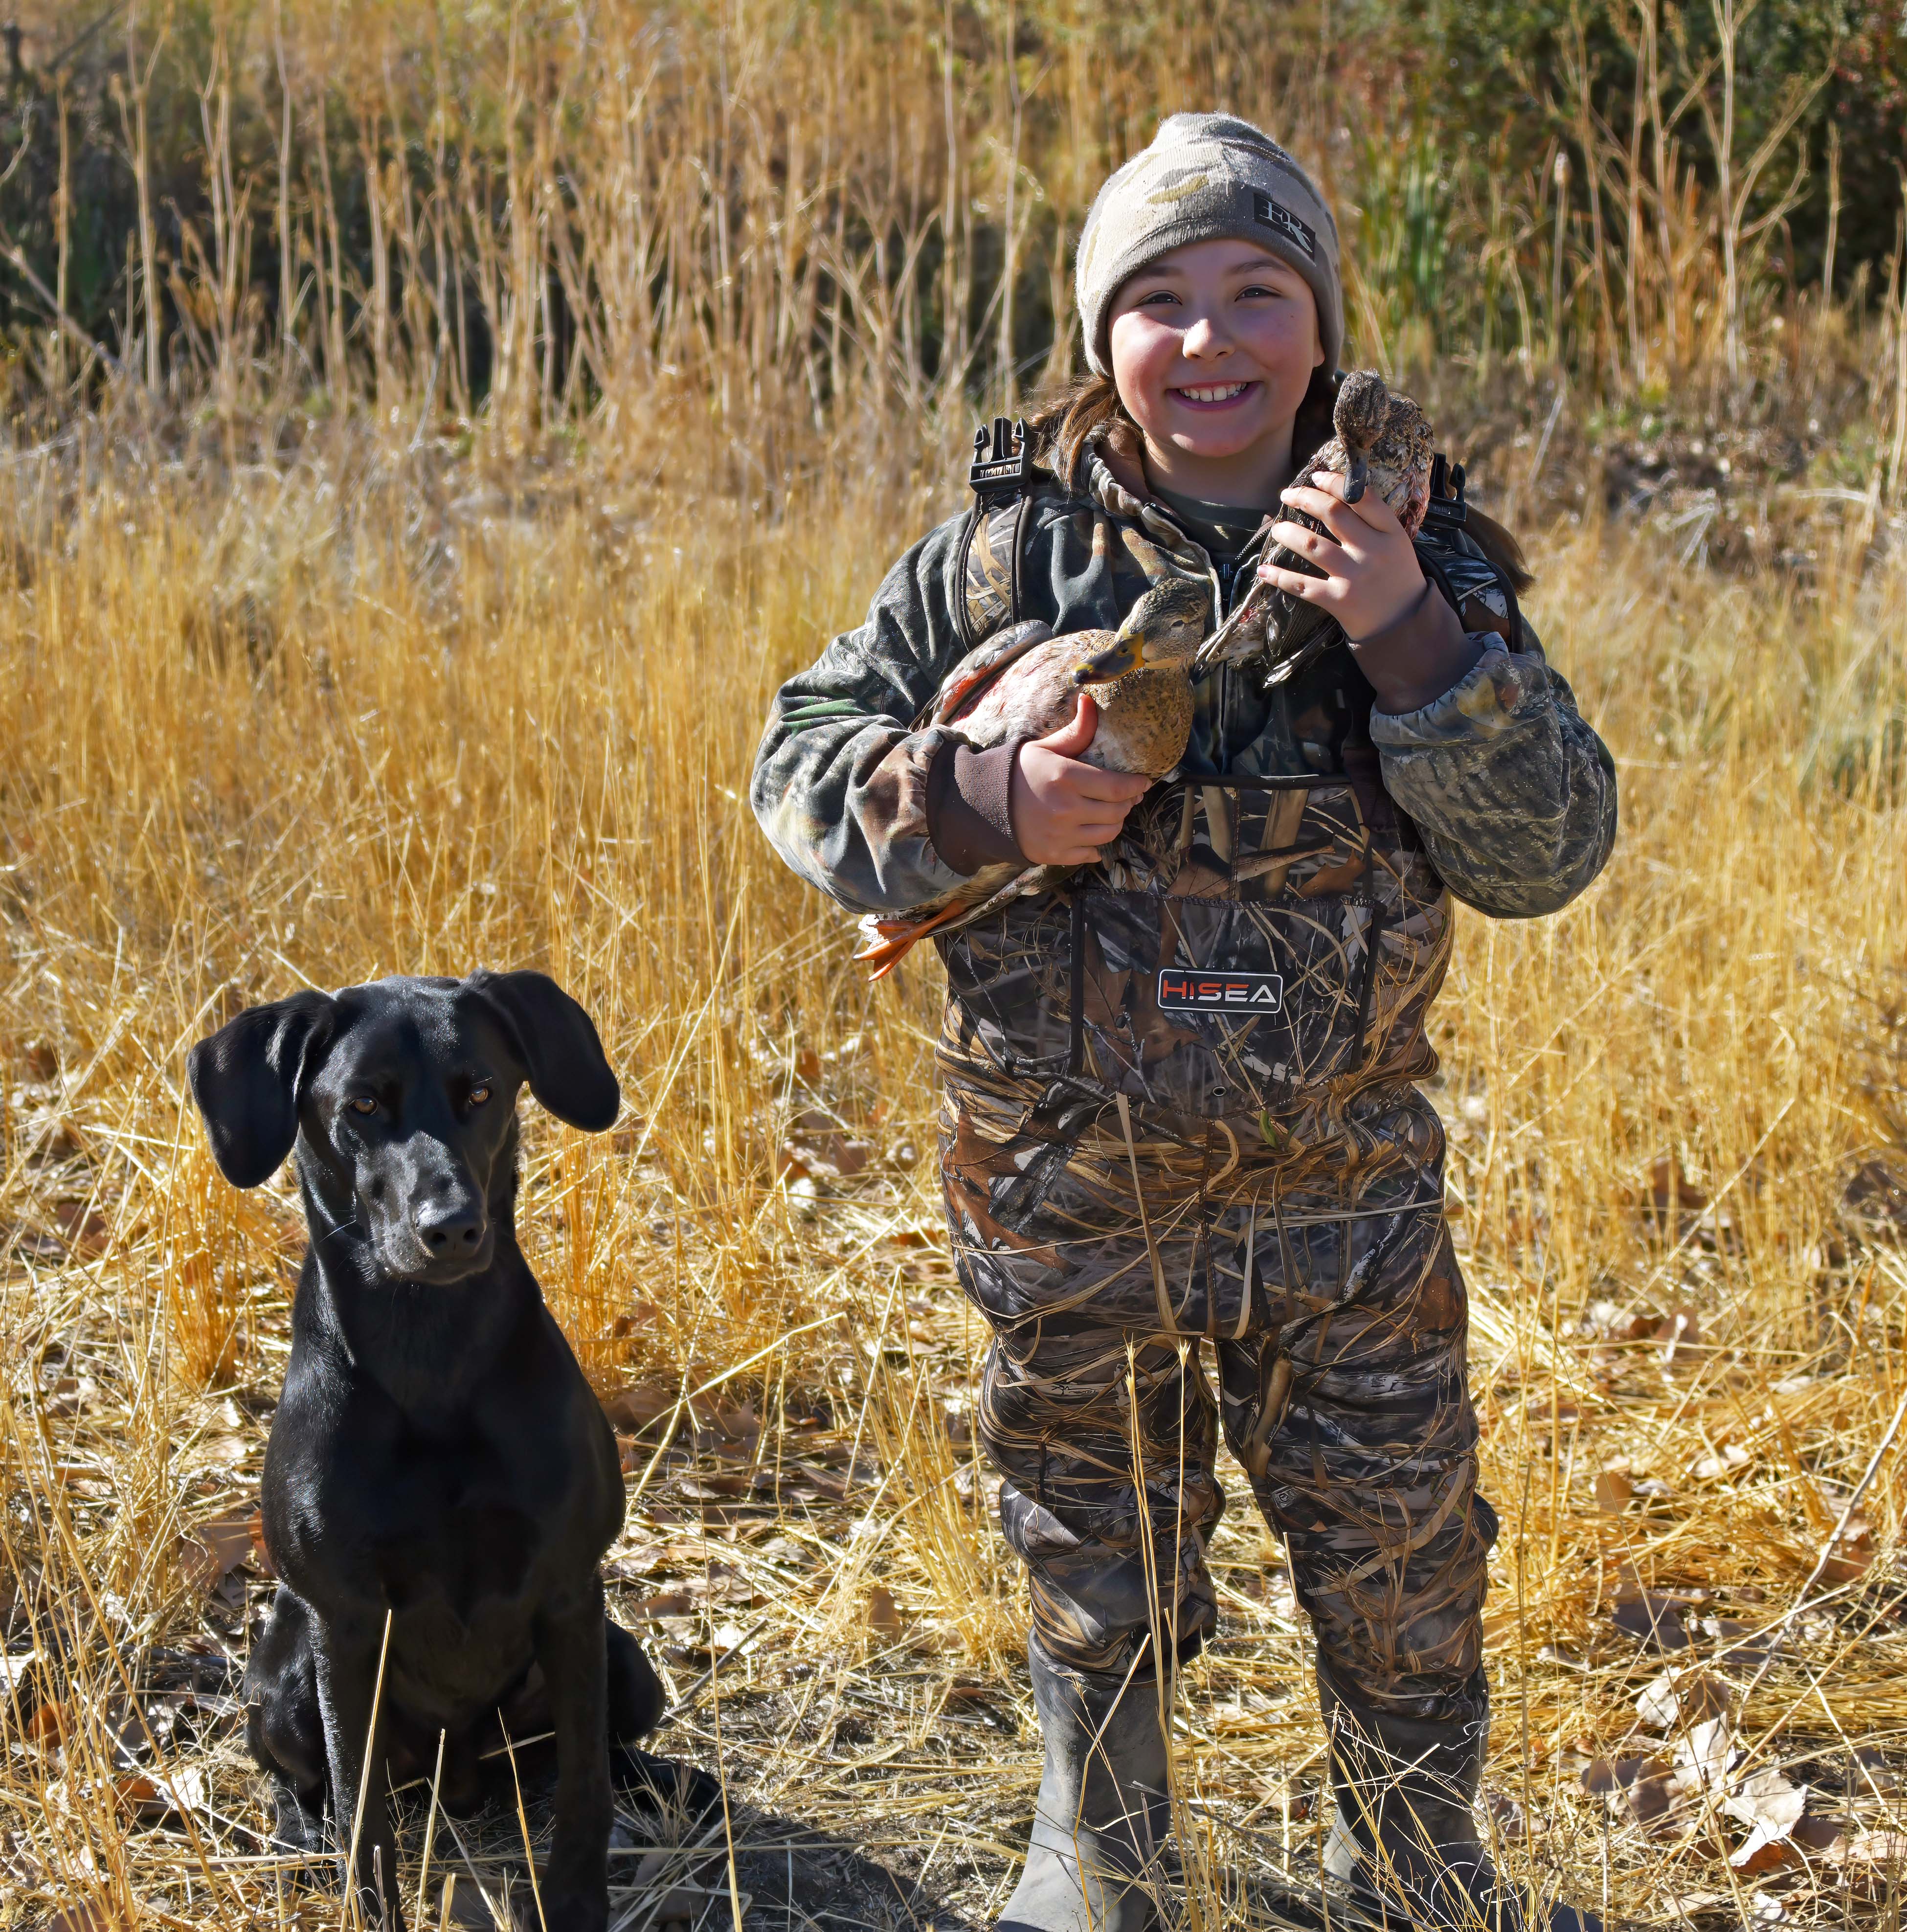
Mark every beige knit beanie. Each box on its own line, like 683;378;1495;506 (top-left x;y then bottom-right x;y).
1075;113;1342;380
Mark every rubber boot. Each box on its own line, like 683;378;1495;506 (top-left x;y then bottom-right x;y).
996;1632;1173;1932
1319;1660;1602;1932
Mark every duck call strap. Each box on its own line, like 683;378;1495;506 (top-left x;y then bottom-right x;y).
956;415;1038;649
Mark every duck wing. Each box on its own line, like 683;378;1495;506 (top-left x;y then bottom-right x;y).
920;617;1054;731
949;632;1118;746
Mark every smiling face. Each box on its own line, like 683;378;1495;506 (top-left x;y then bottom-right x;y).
1106;238;1324;506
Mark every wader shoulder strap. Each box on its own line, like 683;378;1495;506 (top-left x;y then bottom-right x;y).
957;415;1038;650
1413;454;1525;652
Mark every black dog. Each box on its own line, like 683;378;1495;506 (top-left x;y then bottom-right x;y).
189;970;667;1932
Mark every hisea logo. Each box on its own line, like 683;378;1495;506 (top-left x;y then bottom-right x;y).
1157;968;1284;1014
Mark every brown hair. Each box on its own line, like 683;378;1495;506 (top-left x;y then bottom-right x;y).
1028;370;1130;494
1461;504;1533;593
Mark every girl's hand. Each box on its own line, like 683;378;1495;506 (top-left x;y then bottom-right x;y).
1010;695;1150;866
1262;466;1424;641
1262;467;1483;713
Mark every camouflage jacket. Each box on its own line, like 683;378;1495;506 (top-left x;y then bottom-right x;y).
751;436;1617;1120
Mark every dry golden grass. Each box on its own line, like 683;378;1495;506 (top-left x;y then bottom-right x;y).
1;424;1905;1931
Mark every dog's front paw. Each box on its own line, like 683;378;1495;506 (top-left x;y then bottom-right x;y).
267;1777;328;1853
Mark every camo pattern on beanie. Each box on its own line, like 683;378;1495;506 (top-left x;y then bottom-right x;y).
1075;112;1344;377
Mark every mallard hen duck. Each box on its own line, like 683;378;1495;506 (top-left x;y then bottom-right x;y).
1194;369;1435;683
855;577;1211;979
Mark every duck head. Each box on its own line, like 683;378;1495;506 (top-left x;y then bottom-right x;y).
1071;578;1212;686
1330;368;1392;504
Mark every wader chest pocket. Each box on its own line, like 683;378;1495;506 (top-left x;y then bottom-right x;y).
1064;775;1385;1118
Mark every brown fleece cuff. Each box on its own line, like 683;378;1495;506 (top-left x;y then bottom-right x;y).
926;739;1026;875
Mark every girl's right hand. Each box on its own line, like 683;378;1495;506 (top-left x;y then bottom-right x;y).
1010;696;1150;865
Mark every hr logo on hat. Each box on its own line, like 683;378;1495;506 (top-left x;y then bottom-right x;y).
1253;192;1317;262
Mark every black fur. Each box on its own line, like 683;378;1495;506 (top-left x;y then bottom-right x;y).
187;971;666;1932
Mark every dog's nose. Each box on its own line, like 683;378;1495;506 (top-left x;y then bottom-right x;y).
412;1199;486;1257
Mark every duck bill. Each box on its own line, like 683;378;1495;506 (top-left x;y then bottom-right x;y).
1073;638;1142;684
1343;450;1369;505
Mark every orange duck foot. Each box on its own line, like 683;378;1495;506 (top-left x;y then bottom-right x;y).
853;899;973;980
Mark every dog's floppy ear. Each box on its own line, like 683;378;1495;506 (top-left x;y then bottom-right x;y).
187;990;337;1188
464;969;620;1132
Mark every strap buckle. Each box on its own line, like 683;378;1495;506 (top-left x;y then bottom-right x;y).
1422;451;1469;531
969;415;1033;502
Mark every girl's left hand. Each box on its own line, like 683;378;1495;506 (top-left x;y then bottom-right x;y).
1261;466;1424;642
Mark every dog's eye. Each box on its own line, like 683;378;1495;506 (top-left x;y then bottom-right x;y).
348;1097;377;1117
469;1084;492;1108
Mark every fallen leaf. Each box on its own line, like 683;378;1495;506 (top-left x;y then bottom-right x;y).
1635;1671;1680;1730
1582;1753;1675;1826
1732;1838;1796;1877
28;1698;69;1744
832;1137;873;1175
866;1587;903;1638
1629;1759;1677;1825
1656;1308;1704;1366
1725;1766;1807;1865
635;1591;697;1619
114;1772;167;1820
1792;1814;1846;1854
1832;1830;1907;1867
1821;1517;1874;1585
246;1509;275;1577
1637;1667;1733;1732
1612;1592;1692;1650
603;1381;677;1436
156;1766;210;1815
1692;1443;1750;1481
1484;1790;1525;1842
1594;1469;1635;1514
1660;1892;1733;1918
43;1905;117;1932
1668;1716;1737;1801
794;1049;821;1084
179;1510;258;1595
53;1201;110;1257
1646;1158;1709;1213
677;1471;751;1500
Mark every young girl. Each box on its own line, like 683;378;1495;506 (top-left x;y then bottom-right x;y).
753;114;1614;1932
